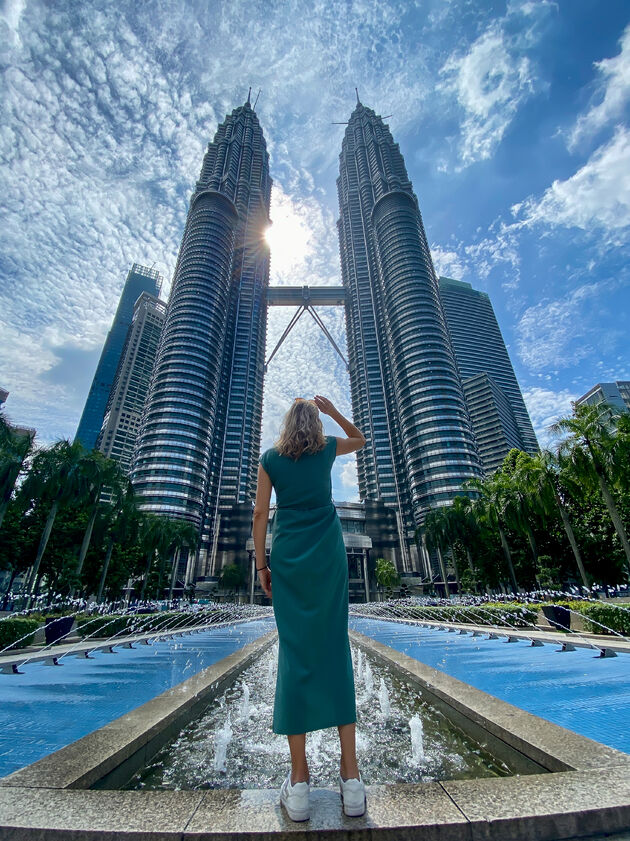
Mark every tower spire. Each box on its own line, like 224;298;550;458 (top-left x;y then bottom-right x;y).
355;87;360;105
247;86;252;105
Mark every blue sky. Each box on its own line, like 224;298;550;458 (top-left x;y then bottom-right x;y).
1;0;629;503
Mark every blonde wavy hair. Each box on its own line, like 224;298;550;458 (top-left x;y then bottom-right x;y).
273;399;327;461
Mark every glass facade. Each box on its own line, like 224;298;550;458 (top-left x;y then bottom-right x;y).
75;265;163;450
337;102;482;569
576;381;630;413
131;100;271;574
462;373;526;474
96;293;166;477
438;277;538;473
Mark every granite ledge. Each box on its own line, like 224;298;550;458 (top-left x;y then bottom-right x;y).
349;629;630;774
1;772;630;841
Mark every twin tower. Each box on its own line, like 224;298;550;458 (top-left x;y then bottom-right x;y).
130;97;484;578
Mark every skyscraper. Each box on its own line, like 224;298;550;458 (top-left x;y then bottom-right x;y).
575;381;630;413
96;292;166;476
438;277;538;473
337;100;482;570
131;97;271;582
75;264;163;450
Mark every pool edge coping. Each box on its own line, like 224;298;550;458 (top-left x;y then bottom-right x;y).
348;628;630;774
0;627;279;790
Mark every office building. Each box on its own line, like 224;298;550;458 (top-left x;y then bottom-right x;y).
575;381;630;413
131;96;271;585
438;277;538;474
96;292;166;476
246;499;409;602
75;264;163;450
336;99;482;573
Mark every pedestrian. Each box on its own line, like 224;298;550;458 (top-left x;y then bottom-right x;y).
253;395;367;822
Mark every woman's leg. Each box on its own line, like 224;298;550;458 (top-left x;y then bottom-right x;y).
338;723;360;780
287;733;309;784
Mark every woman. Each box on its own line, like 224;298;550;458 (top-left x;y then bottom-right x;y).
253;394;367;822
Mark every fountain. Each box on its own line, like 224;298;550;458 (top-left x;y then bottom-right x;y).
213;712;233;772
239;681;251;721
2;608;629;840
362;659;374;695
409;713;425;766
378;677;390;720
129;641;512;790
351;594;629;657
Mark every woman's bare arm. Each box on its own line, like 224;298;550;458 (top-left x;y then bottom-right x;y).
313;395;366;455
253;464;272;598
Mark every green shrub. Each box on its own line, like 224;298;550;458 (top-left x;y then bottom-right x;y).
75;610;222;639
555;600;630;636
0;617;41;651
402;603;537;628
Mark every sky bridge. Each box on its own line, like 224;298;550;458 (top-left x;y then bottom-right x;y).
264;285;348;371
266;285;346;306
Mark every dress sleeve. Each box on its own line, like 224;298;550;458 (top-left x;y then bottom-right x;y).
328;435;337;463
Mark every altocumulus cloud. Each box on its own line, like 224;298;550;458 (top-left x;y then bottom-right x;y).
0;0;453;458
1;0;628;503
438;0;554;167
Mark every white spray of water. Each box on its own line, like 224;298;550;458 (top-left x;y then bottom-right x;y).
213;712;233;772
378;677;390;719
363;661;374;695
310;729;323;765
239;681;250;721
356;648;364;684
409;714;425;766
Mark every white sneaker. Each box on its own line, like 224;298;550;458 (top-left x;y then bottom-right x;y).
280;772;310;821
339;773;366;817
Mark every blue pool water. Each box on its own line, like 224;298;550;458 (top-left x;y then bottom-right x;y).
2;615;628;780
0;617;275;777
350;616;630;754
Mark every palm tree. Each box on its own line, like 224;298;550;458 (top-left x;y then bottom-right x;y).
137;514;181;600
612;411;630;493
449;495;478;570
422;507;452;597
0;414;34;531
96;480;139;602
551;402;630;574
72;452;124;592
467;474;519;595
167;520;199;600
504;452;542;571
526;449;590;588
19;439;88;600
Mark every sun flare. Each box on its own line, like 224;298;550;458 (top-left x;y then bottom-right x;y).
265;189;313;280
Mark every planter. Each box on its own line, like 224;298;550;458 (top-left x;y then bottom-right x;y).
541;604;571;630
44;615;76;645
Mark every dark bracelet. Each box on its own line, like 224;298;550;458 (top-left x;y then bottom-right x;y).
256;565;269;571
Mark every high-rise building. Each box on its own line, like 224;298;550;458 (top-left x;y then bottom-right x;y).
461;373;526;474
438;277;538;474
336;99;482;571
75;264;163;450
575;381;630;413
131;97;271;584
96;292;166;476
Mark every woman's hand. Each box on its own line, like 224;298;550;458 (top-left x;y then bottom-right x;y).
258;566;272;599
313;395;336;416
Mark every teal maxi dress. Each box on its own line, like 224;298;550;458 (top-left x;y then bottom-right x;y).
258;434;357;735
